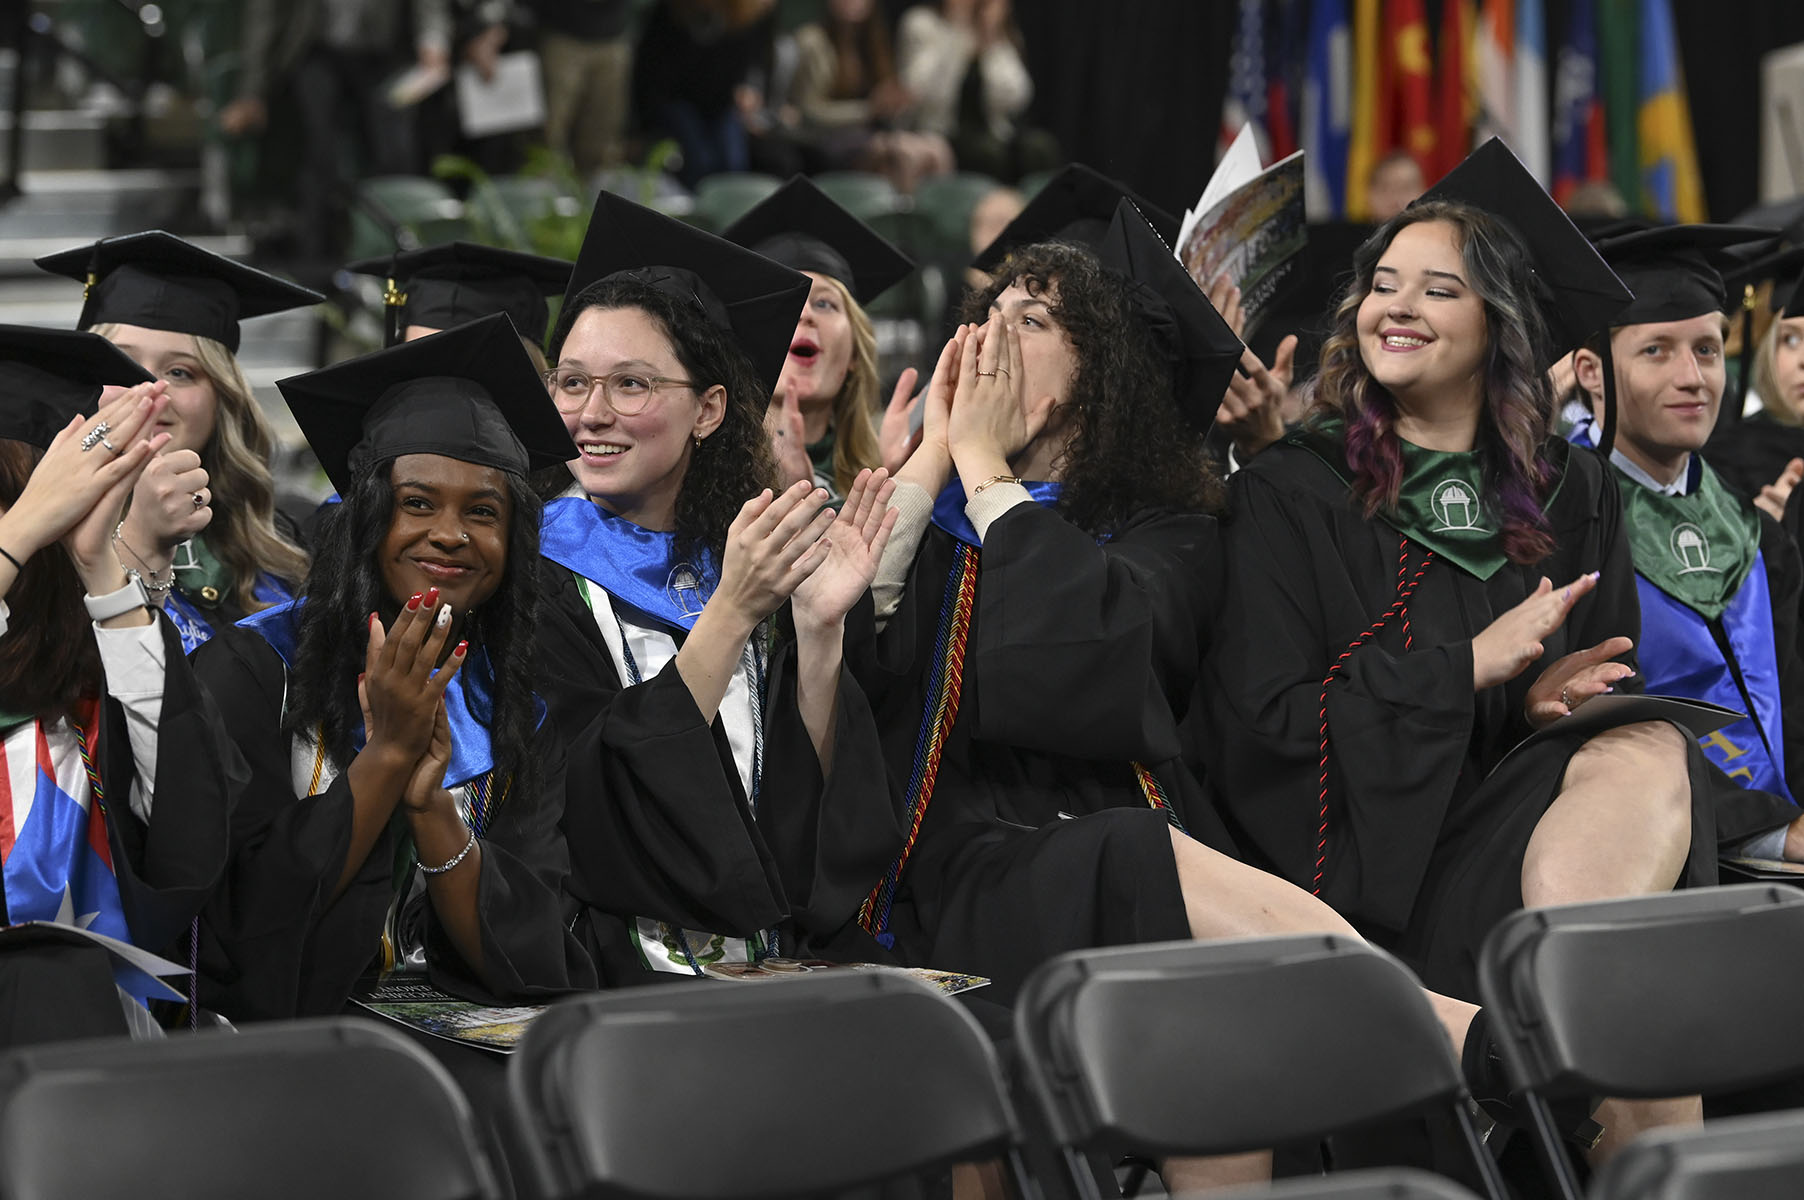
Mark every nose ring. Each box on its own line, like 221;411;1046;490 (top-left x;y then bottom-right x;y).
460;532;470;543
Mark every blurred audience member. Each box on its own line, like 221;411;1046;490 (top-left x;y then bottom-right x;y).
1363;149;1424;223
897;0;1058;183
635;0;777;187
221;0;453;264
531;0;634;176
963;183;1022;291
791;0;953;193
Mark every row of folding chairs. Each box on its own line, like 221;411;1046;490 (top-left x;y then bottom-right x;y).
3;883;1804;1199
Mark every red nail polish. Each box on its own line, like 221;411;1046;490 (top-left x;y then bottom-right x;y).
407;593;423;610
454;641;468;656
357;673;365;685
425;587;440;606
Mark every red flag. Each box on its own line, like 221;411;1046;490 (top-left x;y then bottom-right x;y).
1435;0;1477;178
1390;0;1436;171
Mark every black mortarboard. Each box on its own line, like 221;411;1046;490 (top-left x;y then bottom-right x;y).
563;191;810;395
1587;222;1777;441
275;313;576;494
344;241;573;347
0;326;154;449
721;175;915;305
35;231;324;354
1590;223;1778;327
1414;138;1633;367
1732;195;1804;244
1098;199;1244;433
971;163;1180;273
1721;244;1804;316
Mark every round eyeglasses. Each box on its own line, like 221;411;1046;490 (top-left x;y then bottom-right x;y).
542;367;698;415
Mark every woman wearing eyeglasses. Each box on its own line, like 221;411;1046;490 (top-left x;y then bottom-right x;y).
530;194;902;985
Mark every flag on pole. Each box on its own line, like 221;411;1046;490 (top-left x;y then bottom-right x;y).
1551;0;1607;204
1636;0;1706;221
1344;0;1382;218
1474;0;1516;151
1599;0;1641;208
1265;0;1304;160
1435;0;1478;178
1391;0;1437;173
1220;0;1273;162
1514;0;1550;182
1302;0;1353;216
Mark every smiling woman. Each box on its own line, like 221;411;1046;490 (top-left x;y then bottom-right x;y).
35;231;321;653
188;314;597;1023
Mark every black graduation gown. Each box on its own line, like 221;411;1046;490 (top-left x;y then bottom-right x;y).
0;614;241;1043
1200;438;1737;1000
188;626;595;1022
533;561;901;986
1705;411;1804;505
849;501;1232;1007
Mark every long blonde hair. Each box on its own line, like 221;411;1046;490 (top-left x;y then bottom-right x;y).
1752;316;1804;427
825;276;883;496
93;323;309;611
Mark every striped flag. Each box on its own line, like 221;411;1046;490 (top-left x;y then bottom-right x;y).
1637;0;1706;220
1474;0;1516;150
1302;0;1353;216
1515;0;1550;182
1551;0;1607;203
1221;0;1273;161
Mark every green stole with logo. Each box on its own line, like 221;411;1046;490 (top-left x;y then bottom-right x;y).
1615;460;1758;621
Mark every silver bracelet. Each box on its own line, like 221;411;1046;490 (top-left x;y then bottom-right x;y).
418;829;477;875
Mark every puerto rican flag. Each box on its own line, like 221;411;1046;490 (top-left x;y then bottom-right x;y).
0;704;148;999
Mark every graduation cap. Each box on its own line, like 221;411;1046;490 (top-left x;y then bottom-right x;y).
344;241;573;348
971;163;1180;274
1414;138;1633;367
721;175;915;305
275;313;577;495
0;325;154;449
1721;243;1804;316
1587;222;1778;445
35;231;324;354
1731;194;1804;245
1097;199;1244;433
562;191;810;395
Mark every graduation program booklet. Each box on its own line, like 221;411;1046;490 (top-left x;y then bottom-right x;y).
352;976;549;1055
0;920;188;1002
1175;125;1307;341
695;959;990;996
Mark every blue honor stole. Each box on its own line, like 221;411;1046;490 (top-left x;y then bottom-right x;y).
168;574;293;656
237;600;532;790
930;479;1064;548
1636;565;1793;801
539;496;722;634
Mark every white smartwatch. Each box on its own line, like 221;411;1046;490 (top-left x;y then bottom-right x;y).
84;575;153;622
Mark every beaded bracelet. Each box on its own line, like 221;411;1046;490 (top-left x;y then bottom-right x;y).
419;829;477;875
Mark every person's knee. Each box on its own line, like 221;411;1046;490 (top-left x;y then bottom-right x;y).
1565;720;1689;788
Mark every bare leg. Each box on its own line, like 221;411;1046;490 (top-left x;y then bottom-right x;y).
1162;830;1481;1190
1522;721;1692;908
1521;720;1696;1155
950;1161;1008;1200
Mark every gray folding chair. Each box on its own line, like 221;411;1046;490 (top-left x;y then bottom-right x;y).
1588;1107;1804;1200
0;1016;501;1200
508;970;1029;1199
1476;884;1804;1200
1195;1168;1484;1200
1013;935;1505;1200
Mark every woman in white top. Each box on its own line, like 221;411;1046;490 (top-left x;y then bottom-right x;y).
0;329;236;1044
533;193;902;984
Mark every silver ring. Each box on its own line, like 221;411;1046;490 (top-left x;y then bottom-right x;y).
191;491;205;509
1561;686;1573;710
100;438;118;454
79;421;112;452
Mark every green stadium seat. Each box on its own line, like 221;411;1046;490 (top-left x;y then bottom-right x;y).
689;173;784;233
348;176;468;260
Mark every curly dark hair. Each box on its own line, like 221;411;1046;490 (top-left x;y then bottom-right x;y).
963;241;1219;536
548;275;777;561
1307;200;1557;564
283;459;544;802
0;441;101;724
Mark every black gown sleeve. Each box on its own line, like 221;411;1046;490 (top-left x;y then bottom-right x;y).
759;597;903;939
424;723;599;1001
962;503;1215;763
1758;511;1804;806
189;629;391;1020
100;613;242;962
